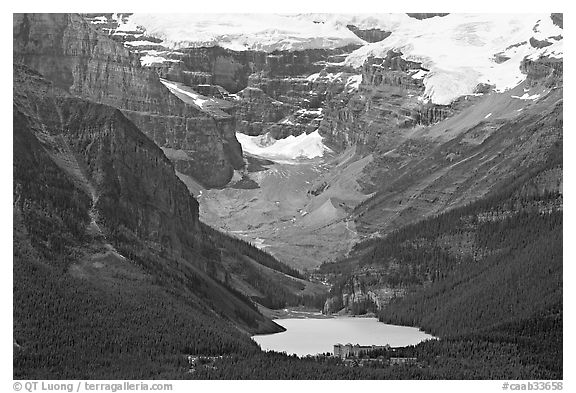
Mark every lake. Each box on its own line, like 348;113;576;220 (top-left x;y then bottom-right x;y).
252;317;434;357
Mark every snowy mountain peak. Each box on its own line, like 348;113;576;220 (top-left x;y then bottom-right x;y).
94;13;563;105
127;13;366;52
344;14;563;104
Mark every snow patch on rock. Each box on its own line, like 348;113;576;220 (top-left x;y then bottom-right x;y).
141;54;180;67
236;131;331;161
160;79;209;107
511;93;541;100
345;74;362;91
307;72;344;83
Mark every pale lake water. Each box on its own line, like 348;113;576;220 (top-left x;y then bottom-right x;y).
252;317;435;357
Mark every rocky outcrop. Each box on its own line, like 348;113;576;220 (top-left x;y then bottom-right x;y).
318;51;451;150
169;46;261;93
249;73;316;105
363;50;426;87
529;37;553;49
13;64;200;255
324;276;372;314
550;13;563;28
158;65;214;87
234;87;294;135
520;56;563;87
236;68;357;138
346;25;391;43
323;275;404;315
406;13;449;20
81;12;134;35
413;105;452;127
152;45;361;93
13;13;241;187
266;108;325;139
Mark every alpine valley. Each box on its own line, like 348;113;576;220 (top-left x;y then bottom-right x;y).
13;12;563;379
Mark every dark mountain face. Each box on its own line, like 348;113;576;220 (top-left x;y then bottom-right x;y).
13;13;242;187
346;25;391;43
14;88;257;378
13;65;318;377
13;65;201;255
406;13;449;20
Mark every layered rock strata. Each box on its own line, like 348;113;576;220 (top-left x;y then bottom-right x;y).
13;13;241;187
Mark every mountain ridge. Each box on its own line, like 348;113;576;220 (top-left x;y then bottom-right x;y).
13;13;243;187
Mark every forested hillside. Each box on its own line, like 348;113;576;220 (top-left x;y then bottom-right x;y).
12;65;324;378
316;129;562;378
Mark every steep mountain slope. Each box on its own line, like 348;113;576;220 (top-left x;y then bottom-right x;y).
316;136;562;378
12;65;333;377
320;127;562;321
13;13;242;187
349;58;562;237
310;14;563;240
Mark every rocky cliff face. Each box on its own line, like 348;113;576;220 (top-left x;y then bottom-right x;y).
318;51;452;151
323;275;405;315
82;15;364;142
236;69;354;138
406;13;449;20
13;64;286;335
520;56;563;87
346;25;391;43
13;13;241;187
167;48;359;139
234;87;294;136
156;45;360;93
13;65;200;256
550;13;563;28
